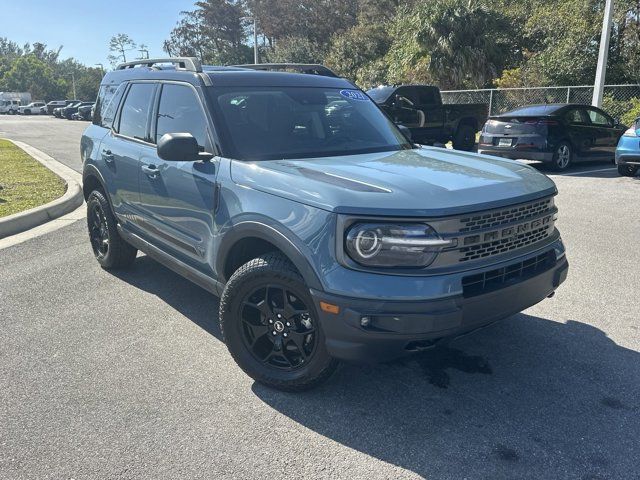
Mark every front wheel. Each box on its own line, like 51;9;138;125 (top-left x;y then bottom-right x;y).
618;164;638;177
551;141;573;171
452;124;476;151
219;253;338;391
86;189;137;269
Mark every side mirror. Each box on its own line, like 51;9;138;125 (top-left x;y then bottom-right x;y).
157;133;213;162
397;124;412;142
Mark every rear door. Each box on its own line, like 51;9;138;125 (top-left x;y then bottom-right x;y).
98;82;156;222
563;108;594;158
416;87;444;139
136;82;218;275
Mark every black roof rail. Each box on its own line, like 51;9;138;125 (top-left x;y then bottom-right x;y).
233;63;338;78
116;57;202;73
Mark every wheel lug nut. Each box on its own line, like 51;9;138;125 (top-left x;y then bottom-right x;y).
272;331;277;336
286;322;291;327
283;333;288;338
277;313;282;319
268;319;273;324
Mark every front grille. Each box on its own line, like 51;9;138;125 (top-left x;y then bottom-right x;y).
459;226;550;262
462;250;555;298
459;198;553;233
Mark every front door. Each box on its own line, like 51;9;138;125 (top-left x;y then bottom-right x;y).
137;82;219;276
586;107;622;158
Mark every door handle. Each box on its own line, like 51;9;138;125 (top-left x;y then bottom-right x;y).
141;164;159;178
101;149;114;163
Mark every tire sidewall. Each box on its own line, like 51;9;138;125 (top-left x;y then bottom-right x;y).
86;190;119;268
221;259;335;387
453;125;476;151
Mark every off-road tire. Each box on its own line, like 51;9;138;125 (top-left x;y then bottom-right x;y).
219;253;338;391
86;189;137;270
452;124;476;151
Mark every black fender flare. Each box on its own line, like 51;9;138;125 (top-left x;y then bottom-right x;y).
216;220;323;291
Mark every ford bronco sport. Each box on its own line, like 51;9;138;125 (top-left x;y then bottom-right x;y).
81;58;568;391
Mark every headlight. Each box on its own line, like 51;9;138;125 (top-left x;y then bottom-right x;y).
623;127;638;137
345;223;452;268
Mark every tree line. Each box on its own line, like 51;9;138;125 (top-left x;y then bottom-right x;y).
2;0;638;102
164;0;640;89
0;39;103;102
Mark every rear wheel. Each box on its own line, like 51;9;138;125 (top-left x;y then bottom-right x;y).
618;164;638;177
219;253;338;391
452;124;476;151
86;189;137;269
551;141;573;171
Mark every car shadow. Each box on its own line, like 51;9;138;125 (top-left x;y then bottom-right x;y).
251;315;640;479
109;256;639;479
109;255;223;341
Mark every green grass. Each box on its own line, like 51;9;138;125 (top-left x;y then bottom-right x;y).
0;139;66;218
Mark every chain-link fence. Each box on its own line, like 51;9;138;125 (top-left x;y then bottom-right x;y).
441;84;640;120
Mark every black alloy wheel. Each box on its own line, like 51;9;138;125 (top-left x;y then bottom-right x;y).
240;284;317;370
89;201;110;260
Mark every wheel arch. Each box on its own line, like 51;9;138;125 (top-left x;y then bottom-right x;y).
217;221;323;291
456;117;479;133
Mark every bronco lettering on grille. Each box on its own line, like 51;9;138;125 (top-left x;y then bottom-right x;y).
461;215;553;247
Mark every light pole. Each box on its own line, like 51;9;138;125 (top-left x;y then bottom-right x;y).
95;63;104;73
592;0;614;107
68;73;77;100
253;17;258;64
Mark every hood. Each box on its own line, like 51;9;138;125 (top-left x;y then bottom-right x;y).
230;147;557;216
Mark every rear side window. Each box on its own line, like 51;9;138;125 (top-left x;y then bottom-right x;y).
156;84;208;148
118;83;155;141
587;109;611;127
565;109;588;125
94;83;121;127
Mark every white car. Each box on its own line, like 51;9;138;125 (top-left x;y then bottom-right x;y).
18;102;46;115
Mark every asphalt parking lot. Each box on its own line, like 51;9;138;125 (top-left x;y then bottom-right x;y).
1;116;639;480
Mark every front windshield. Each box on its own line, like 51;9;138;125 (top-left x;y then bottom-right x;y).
210;86;412;161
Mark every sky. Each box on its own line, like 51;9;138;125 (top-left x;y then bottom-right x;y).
1;0;197;67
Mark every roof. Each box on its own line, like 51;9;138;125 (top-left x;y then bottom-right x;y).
103;57;352;89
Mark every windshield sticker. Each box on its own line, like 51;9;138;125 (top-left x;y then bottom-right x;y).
340;89;369;101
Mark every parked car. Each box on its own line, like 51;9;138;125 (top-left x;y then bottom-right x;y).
478;104;626;171
46;100;72;115
73;103;95;121
367;85;488;151
81;58;568;391
0;99;22;115
0;92;31;114
61;101;93;119
615;117;640;177
18;101;46;115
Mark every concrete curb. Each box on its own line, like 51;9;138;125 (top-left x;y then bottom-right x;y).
0;139;84;240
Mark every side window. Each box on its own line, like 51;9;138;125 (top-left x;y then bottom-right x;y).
587;109;612;127
156;84;209;148
417;88;438;105
396;87;418;107
94;83;120;127
565;109;588;125
118;83;155;141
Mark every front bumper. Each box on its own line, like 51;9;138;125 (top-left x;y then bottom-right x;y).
311;246;568;363
615;136;640;165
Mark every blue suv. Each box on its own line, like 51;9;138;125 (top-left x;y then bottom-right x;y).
81;58;568;390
